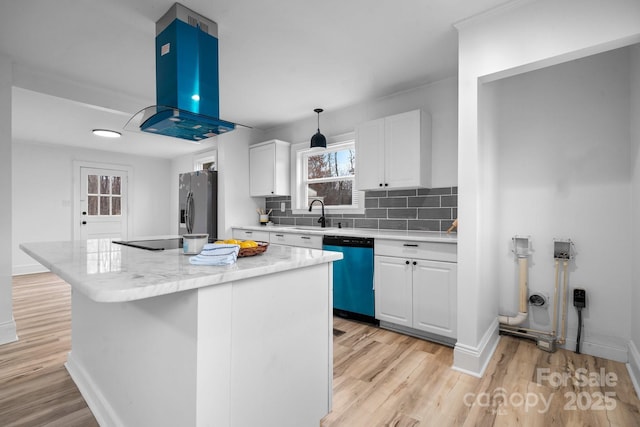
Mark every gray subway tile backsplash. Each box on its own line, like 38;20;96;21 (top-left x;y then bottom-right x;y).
264;186;458;232
388;208;417;219
418;207;452;220
408;196;441;207
378;197;408;208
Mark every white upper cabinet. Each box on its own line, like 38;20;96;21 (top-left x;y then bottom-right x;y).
356;109;431;190
249;140;291;197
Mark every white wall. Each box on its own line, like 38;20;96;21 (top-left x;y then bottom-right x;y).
170;127;265;240
490;48;632;361
0;53;16;345
12;141;173;274
454;0;640;376
630;44;640;389
261;77;458;188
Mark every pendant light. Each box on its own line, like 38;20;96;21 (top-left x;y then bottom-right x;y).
310;108;327;150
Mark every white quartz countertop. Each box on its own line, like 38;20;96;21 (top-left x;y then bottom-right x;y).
20;239;343;303
233;225;458;243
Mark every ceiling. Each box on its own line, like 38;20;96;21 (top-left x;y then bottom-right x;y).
2;0;512;158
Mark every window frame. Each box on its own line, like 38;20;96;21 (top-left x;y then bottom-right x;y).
290;132;364;215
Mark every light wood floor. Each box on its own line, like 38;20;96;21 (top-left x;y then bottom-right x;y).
2;273;639;426
0;273;98;426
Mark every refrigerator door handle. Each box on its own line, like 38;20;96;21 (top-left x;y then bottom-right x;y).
186;191;194;234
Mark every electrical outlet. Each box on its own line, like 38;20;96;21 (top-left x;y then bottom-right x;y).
573;288;586;308
280;202;286;212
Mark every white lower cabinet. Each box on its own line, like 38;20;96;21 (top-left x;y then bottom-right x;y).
375;240;457;341
270;232;323;249
231;228;323;249
411;259;457;337
231;228;270;242
375;256;413;326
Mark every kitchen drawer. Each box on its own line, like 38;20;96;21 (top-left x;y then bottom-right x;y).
375;239;456;262
232;229;270;242
270;232;323;249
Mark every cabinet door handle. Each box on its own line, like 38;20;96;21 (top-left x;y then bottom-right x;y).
413;261;417;266
379;183;383;187
275;234;284;237
301;236;311;240
403;243;418;247
405;260;410;265
245;231;252;235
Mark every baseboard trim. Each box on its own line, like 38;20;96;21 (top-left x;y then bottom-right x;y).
627;340;640;400
379;321;456;347
560;337;629;363
452;317;500;378
0;318;17;345
66;352;123;427
12;263;49;276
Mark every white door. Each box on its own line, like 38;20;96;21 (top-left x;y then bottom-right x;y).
384;109;421;188
78;167;128;240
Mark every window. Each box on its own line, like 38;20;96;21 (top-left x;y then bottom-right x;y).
292;135;363;213
193;150;218;172
87;174;122;216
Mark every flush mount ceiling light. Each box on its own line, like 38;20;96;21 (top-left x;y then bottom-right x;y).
92;129;122;138
310;108;326;150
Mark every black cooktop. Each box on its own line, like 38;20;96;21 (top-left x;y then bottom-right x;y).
112;238;183;251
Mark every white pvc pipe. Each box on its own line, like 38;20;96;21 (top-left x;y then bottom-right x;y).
518;257;528;313
499;311;528;326
499;256;529;326
558;260;569;344
551;259;560;337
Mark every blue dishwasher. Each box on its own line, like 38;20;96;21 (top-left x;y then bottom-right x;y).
322;235;377;324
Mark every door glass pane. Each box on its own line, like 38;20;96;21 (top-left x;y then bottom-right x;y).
308;181;353;206
88;196;98;215
100;176;110;194
112;176;121;195
88;175;98;194
111;197;121;215
100;196;110;215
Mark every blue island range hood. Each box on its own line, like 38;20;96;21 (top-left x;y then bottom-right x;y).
139;3;237;142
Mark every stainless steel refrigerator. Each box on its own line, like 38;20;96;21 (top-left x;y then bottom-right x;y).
178;171;217;238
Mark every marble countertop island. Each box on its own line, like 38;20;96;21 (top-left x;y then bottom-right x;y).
20;238;343;302
20;238;340;426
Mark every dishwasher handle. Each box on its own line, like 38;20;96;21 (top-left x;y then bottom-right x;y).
322;235;374;248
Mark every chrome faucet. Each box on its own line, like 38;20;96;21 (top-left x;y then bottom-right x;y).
308;199;326;228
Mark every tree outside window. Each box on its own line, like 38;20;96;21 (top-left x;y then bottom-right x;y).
303;144;356;208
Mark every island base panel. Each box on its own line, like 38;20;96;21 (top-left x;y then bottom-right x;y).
65;264;332;427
